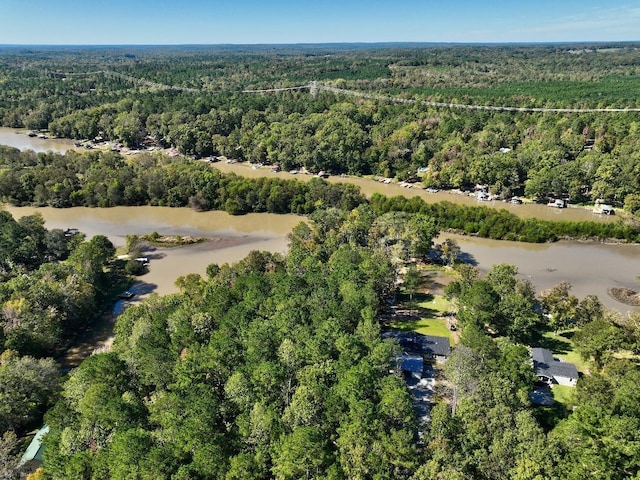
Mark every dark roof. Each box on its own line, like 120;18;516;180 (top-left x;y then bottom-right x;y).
383;330;451;357
531;348;579;381
396;353;423;373
422;334;451;357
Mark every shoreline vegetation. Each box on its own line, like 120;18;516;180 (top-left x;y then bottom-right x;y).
1;146;639;245
608;287;640;307
133;231;209;248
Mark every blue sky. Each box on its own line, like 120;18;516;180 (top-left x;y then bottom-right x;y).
1;0;639;44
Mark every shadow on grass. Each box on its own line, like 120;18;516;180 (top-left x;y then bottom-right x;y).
530;330;572;355
558;330;575;340
391;319;423;332
395;292;449;319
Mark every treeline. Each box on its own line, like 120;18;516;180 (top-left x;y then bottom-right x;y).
370;194;640;243
2;45;640;209
0;148;365;214
0;211;126;357
2;147;640;243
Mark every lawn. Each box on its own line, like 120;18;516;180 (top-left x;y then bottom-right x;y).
551;384;576;409
390;316;455;342
540;330;590;374
416;295;452;315
390;293;456;343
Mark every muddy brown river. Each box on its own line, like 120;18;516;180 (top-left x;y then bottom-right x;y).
0;126;620;224
0;127;77;153
1;129;638;315
3;205;639;315
2;205;301;297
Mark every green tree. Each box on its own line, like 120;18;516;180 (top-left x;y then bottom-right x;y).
403;265;422;301
539;281;578;333
272;426;330;480
0;431;22;480
0;351;60;433
574;316;626;369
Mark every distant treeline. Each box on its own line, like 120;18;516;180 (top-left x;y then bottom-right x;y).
1;147;639;243
2;44;640;211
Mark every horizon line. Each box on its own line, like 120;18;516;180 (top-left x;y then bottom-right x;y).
1;40;639;48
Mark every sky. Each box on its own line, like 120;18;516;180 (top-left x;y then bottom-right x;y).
1;0;639;45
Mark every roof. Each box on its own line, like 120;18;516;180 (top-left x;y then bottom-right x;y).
20;425;50;466
383;330;451;358
396;353;423;373
531;348;579;381
422;335;451;357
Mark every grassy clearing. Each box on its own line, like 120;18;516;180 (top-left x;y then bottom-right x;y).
390;316;455;342
416;295;452;315
391;265;457;342
552;384;576;409
540;330;590;374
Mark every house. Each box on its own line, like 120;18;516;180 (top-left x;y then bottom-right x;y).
531;348;579;386
421;335;451;362
383;331;451;363
396;353;424;379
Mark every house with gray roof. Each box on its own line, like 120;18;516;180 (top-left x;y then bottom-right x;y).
383;330;451;363
531;347;579;386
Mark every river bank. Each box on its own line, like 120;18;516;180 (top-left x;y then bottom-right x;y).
0;126;626;225
4;204;638;315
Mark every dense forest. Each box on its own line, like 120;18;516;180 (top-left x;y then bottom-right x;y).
0;207;634;479
1;44;640;211
2;43;640;479
0;211;132;474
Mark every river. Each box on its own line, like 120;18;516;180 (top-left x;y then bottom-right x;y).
3;205;639;315
1;128;638;313
0;127;77;153
2;205;302;297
